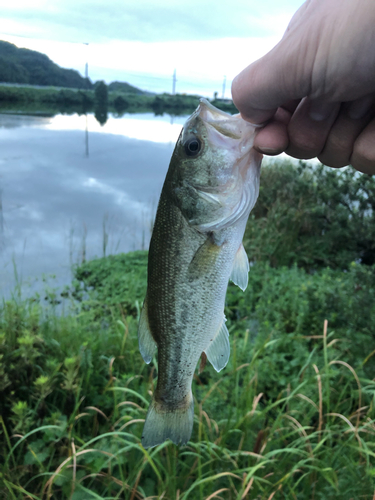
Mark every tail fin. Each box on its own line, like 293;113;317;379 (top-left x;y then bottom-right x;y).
141;393;194;449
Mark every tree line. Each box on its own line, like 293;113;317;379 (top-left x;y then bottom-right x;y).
0;41;144;93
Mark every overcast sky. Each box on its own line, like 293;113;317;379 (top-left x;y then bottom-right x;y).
0;0;305;96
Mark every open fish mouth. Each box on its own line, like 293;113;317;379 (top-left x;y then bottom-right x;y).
196;98;241;139
197;98;256;141
198;98;233;122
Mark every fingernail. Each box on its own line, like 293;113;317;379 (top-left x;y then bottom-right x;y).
258;147;281;155
348;95;373;119
308;100;336;121
241;114;268;127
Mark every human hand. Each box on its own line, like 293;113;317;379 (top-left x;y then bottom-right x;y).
231;0;375;174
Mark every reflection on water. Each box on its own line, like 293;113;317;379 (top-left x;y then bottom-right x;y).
0;111;187;296
40;112;185;143
85;115;89;158
94;107;108;127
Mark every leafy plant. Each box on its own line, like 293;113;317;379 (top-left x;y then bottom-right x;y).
244;160;375;269
1;160;375;498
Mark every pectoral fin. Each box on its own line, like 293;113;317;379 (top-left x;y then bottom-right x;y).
230;243;249;291
204;316;230;372
138;298;157;364
188;237;222;280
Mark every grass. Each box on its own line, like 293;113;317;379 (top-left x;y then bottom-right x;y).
1;253;375;499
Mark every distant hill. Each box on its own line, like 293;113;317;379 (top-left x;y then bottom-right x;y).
0;41;144;94
0;41;92;89
108;81;145;95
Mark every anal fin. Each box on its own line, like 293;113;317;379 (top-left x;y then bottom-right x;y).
230;243;249;291
204;316;230;372
138;297;157;364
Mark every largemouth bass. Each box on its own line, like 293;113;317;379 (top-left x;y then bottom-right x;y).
138;98;262;448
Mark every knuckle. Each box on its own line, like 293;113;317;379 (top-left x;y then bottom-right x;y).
287;130;325;158
353;141;375;164
286;140;320;159
351;131;375;174
318;153;347;168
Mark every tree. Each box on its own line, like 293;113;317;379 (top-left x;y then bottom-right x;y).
94;81;108;126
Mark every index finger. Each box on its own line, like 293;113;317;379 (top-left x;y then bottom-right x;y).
231;44;309;125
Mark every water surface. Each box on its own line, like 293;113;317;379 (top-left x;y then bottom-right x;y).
0;112;186;296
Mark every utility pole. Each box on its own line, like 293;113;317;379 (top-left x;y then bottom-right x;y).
172;69;177;95
83;43;89;79
222;75;226;99
85;114;89;158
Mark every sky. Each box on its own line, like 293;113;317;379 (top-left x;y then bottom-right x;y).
0;0;306;97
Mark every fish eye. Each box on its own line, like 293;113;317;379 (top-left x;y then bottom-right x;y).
184;137;202;157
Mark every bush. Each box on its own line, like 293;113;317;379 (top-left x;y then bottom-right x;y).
1;160;375;498
244;161;375;269
1;252;375;499
72;250;148;316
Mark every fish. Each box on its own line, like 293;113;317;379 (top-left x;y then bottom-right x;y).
138;98;262;448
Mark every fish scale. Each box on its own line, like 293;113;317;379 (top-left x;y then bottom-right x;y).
138;98;262;448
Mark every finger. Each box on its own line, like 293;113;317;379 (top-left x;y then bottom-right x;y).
351;117;375;175
231;0;314;126
253;107;291;155
281;99;301;115
285;97;341;159
318;97;375;168
231;47;309;125
231;58;278;124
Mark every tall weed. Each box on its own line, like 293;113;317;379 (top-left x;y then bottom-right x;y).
1;253;375;498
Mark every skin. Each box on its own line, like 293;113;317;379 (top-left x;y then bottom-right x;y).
231;0;375;174
140;101;261;447
147;106;257;408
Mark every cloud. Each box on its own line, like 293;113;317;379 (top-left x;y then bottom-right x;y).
0;0;302;43
0;0;304;94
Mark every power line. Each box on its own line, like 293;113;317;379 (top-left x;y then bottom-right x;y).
0;33;233;96
116;71;232;86
1;33;234;85
0;31;89;45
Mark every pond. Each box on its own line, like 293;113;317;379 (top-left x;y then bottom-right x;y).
0;111;187;297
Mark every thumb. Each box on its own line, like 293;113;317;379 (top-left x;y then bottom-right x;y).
231;0;314;124
231;40;310;124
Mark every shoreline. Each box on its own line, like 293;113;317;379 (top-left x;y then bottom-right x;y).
0;84;238;116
